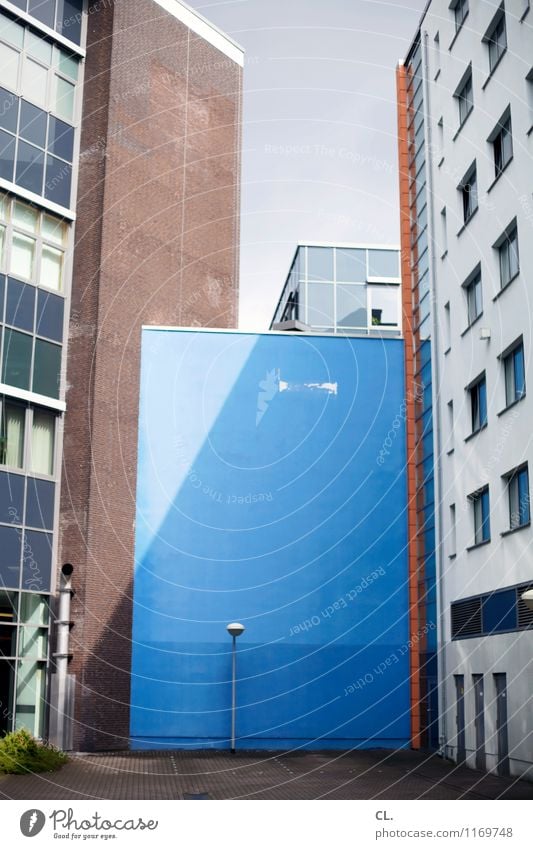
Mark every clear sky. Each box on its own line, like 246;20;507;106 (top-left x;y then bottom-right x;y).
187;0;428;330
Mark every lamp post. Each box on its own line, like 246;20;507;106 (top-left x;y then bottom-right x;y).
226;623;245;754
521;589;533;611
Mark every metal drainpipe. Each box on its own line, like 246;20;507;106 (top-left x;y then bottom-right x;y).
53;564;74;749
422;30;448;755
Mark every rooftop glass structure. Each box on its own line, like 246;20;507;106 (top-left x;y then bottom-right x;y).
271;243;402;336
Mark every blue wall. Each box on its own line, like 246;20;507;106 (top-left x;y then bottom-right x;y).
130;329;410;750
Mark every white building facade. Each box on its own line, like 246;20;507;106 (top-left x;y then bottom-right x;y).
399;0;533;779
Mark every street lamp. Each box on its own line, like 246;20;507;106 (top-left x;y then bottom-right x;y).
521;589;533;611
226;623;245;754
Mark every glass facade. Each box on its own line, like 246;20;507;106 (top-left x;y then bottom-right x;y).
271;244;401;335
403;38;438;749
0;0;82;738
0;9;80;209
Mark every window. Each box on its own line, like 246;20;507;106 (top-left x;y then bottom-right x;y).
336;285;367;328
449;504;457;557
440;207;447;256
498;225;519;288
460;163;478;224
471;487;490;545
433;32;441;77
491;113;513;178
505;465;530;530
0;193;68;291
447;401;454;452
456;68;473;126
503;342;526;407
0;400;56;476
465;269;482;326
484;7;507;73
306;282;334;328
0;2;83;47
369;285;400;328
453;0;469;33
367;250;400;280
0;402;25;468
444;301;451;351
470;375;487;433
0;13;78;205
451;582;533;639
307;247;334;282
30;408;55;475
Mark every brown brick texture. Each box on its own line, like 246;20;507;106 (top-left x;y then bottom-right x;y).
59;0;242;751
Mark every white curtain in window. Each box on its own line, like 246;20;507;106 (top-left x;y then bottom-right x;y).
6;405;24;468
40;246;62;291
10;233;35;280
31;410;54;476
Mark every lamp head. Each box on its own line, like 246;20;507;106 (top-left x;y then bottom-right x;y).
227;622;245;638
521;589;533;611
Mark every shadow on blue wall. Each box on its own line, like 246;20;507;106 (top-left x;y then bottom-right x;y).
130;330;410;750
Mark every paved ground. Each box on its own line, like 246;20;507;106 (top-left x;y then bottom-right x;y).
1;749;532;800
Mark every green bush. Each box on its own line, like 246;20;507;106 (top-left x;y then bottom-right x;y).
0;729;68;775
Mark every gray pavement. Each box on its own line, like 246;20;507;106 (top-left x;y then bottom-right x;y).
1;749;532;800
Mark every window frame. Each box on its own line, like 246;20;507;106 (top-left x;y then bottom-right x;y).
470;486;491;546
452;0;469;34
483;5;507;74
464;267;483;328
0;397;57;479
497;223;519;289
502;341;526;408
0;192;68;293
459;162;478;225
455;66;474;128
504;464;530;531
490;112;513;179
469;374;487;435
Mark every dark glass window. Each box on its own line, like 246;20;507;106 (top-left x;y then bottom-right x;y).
507;466;530;530
457;72;473;126
483;590;516;633
2;329;32;391
0;88;19;135
466;271;482;326
19;101;47;150
22;530;52;592
28;0;56;29
26;478;55;529
48;117;74;162
0;525;22;590
488;12;507;72
472;487;490;544
504;343;525;406
454;0;469;32
36;290;64;342
470;376;487;432
32;338;61;398
16;141;45;195
6;278;36;333
499;226;519;288
0;130;16;182
461;165;478;223
0;470;24;525
493;115;513;178
56;0;83;45
44;155;71;207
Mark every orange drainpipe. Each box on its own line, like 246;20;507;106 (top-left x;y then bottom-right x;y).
396;62;423;750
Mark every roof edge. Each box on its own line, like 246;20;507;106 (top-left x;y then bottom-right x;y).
152;0;245;66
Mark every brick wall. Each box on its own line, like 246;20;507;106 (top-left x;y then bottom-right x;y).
59;0;242;751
